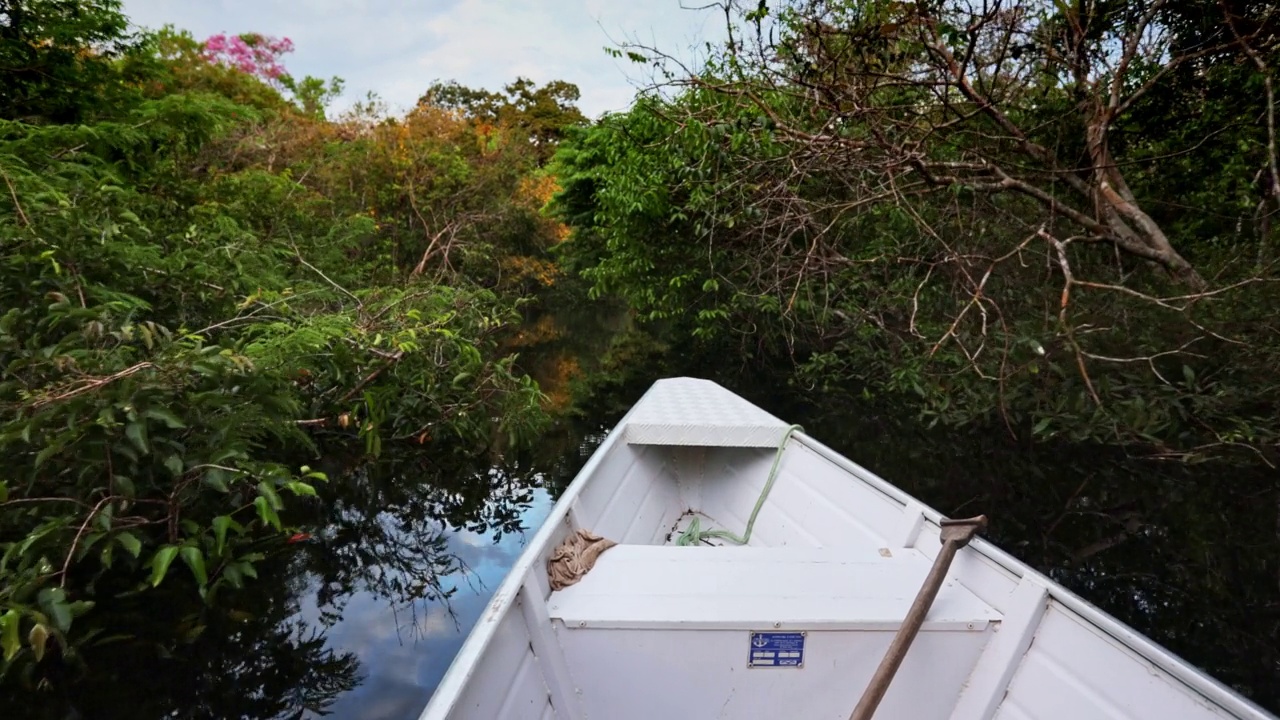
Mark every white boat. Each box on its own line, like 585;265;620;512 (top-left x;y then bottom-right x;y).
419;377;1275;720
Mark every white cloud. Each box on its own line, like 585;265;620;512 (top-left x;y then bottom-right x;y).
121;0;729;119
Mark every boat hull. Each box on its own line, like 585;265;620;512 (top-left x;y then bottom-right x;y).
418;378;1275;720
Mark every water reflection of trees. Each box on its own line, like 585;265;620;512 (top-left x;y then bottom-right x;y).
296;446;544;642
6;428;598;719
7;556;362;720
306;426;606;608
160;619;363;720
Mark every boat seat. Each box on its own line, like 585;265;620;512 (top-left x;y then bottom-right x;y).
546;545;1001;631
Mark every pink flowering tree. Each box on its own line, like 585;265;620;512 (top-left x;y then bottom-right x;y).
201;32;295;86
200;32;344;117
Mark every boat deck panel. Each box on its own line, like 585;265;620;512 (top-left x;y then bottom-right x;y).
771;441;912;547
689;442;910;552
608;453;683;544
623;377;792;447
992;699;1037;720
680;446;778;543
548;545;1001;631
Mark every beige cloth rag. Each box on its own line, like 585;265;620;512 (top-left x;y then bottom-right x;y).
547;528;617;591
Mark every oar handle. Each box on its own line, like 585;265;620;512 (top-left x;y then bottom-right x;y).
849;514;989;720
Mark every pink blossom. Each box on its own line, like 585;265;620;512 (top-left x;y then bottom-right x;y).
201;32;295;86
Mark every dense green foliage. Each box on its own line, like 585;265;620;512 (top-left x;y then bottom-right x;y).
551;0;1280;466
0;0;575;695
421;77;589;161
0;0;151;123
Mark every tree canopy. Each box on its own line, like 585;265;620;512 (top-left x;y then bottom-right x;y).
551;0;1280;465
0;0;579;696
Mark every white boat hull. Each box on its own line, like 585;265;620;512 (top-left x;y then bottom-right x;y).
419;378;1275;720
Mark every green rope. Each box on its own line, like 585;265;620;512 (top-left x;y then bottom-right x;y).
675;424;804;547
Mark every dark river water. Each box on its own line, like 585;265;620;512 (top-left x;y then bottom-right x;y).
7;305;1278;718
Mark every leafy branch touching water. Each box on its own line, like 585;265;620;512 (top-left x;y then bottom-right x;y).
0;0;573;697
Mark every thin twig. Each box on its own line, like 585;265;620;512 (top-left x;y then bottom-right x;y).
293;244;362;306
61;496;113;587
32;363;155;410
337;351;405;404
1;167;29;227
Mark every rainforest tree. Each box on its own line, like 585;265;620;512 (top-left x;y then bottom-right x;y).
552;0;1280;465
0;1;567;695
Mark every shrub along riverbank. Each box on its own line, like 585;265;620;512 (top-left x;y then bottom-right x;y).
0;1;582;693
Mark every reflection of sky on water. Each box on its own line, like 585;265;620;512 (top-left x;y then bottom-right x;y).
294;487;557;720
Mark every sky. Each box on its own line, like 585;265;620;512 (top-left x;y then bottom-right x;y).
120;0;730;119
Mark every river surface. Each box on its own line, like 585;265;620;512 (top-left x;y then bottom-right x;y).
7;306;1278;718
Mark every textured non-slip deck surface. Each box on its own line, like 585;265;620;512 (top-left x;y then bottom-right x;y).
623;377;792;447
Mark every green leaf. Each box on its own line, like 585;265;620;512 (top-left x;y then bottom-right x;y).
1;611;20;661
115;531;142;558
163;454;184;477
257;481;283;510
144;407;186;429
222;563;244;589
75;532;105;561
66;601;95;619
114;475;136;498
253;496;280;530
28;623;48;662
149;545;179;587
37;587;72;633
34;443;60;469
203;468;231;493
286;481;316;497
0;480;7;503
180;546;208;587
180;623;206;643
125;421;149;454
212;515;234;555
95;505;113;531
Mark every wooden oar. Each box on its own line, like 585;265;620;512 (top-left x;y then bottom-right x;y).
849;514;989;720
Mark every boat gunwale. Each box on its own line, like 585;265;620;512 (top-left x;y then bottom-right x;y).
419;381;1277;720
792;431;1276;720
416;399;645;720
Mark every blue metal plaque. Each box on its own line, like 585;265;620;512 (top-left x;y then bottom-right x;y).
747;631;805;668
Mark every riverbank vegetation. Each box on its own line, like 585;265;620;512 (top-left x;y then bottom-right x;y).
1;0;580;694
552;0;1280;467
